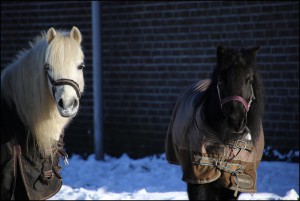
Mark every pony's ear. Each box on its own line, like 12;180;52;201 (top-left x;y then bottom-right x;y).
248;46;260;57
47;27;56;44
217;46;225;64
70;26;82;44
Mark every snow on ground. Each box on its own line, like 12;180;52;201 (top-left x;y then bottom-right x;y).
49;153;299;200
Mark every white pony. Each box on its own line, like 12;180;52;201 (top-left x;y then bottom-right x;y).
1;26;85;156
1;26;85;199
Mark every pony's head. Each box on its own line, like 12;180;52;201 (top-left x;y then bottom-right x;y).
44;27;85;117
215;46;260;134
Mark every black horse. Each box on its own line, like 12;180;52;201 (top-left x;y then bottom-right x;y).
166;46;265;200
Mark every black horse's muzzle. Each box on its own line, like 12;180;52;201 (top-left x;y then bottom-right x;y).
228;115;247;133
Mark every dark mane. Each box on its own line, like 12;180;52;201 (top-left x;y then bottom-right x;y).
246;68;264;144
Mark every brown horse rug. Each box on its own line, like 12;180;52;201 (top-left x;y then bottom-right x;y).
1;98;68;200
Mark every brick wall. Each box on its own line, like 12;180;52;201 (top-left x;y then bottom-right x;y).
1;1;299;159
1;1;94;158
101;1;299;158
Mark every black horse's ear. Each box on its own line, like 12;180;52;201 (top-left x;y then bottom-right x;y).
248;46;260;57
217;46;225;64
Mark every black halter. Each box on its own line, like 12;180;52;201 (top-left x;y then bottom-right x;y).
47;74;81;99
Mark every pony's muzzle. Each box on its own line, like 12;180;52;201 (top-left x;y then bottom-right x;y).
228;116;247;133
54;85;80;117
57;97;79;117
222;102;247;133
47;74;82;117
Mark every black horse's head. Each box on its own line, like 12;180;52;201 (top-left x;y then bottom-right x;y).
215;46;260;134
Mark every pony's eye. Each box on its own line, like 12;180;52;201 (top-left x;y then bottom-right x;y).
218;74;227;86
44;63;50;71
246;78;253;85
218;79;225;86
78;63;85;70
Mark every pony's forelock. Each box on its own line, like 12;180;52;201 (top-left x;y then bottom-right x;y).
45;31;85;91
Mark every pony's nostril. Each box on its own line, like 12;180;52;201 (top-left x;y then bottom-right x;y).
58;99;64;108
235;119;246;132
243;118;247;126
228;116;246;132
59;99;78;109
73;99;78;108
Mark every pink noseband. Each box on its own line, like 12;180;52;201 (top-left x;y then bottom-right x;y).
220;96;250;111
217;82;255;112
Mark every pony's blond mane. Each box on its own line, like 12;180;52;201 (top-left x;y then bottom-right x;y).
1;29;84;156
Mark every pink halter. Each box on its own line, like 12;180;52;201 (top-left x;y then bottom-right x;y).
217;82;255;112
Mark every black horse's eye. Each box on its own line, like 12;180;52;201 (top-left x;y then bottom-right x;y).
44;63;50;71
218;73;227;86
218;78;226;87
78;63;85;70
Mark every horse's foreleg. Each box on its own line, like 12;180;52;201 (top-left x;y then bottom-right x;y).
187;182;239;200
187;182;219;200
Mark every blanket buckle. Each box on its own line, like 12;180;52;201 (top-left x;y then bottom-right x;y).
235;140;247;150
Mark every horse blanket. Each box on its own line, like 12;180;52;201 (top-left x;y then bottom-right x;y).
165;79;264;195
1;98;68;200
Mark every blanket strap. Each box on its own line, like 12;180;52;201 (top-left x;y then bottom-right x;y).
40;136;69;183
193;155;245;197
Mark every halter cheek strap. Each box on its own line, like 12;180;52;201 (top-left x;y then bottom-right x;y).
47;74;81;99
217;82;255;112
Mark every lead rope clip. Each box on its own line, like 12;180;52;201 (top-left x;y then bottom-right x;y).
233;171;239;197
63;156;69;166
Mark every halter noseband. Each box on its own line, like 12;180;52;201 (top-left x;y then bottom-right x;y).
217;81;255;112
47;74;81;99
